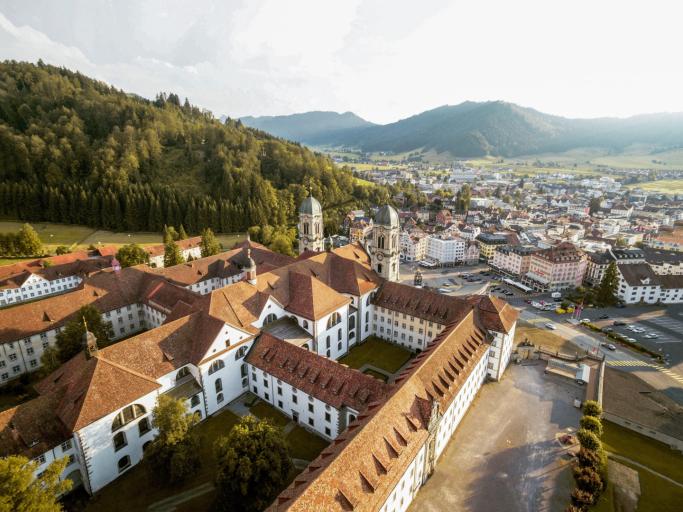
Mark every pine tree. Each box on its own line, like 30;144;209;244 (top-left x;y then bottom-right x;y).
596;262;619;306
178;224;188;240
200;228;221;257
163;240;185;267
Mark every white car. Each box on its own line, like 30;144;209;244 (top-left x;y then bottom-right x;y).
644;333;659;339
545;323;557;330
626;337;637;343
580;318;590;324
633;327;646;333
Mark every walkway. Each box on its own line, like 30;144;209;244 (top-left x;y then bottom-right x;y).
147;482;214;512
608;453;683;489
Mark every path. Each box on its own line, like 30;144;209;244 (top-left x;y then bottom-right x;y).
607;453;683;489
147;482;214;512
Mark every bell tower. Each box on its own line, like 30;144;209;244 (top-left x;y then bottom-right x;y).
298;191;324;254
369;205;400;282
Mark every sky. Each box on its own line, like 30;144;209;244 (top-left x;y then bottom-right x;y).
1;0;682;124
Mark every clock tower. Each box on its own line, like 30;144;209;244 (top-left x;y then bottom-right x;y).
369;205;400;282
298;192;324;254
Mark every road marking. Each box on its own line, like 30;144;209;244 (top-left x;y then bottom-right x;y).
607;360;683;383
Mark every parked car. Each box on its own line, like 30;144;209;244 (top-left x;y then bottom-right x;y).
626;337;637;343
613;321;626;326
545;323;557;330
599;314;609;319
616;303;626;308
603;327;614;333
580;318;590;324
601;343;616;351
644;333;659;339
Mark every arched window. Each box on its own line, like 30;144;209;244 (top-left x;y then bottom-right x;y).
349;316;356;330
302;320;309;330
234;346;248;360
326;336;330;348
366;295;371;307
176;366;190;383
365;311;369;323
216;392;224;404
240;363;248;377
215;378;223;393
326;312;341;329
208;359;225;375
113;431;127;451
263;313;277;325
338;328;342;341
377;236;385;249
138;417;151;436
377;263;383;274
191;395;201;407
112;404;146;432
303;223;310;235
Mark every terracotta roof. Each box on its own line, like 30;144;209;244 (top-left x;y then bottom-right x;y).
0;254;114;289
35;352;160;432
145;236;201;257
0;394;70;459
270;312;490;511
246;333;388;411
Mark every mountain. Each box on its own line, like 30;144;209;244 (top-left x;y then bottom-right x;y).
239;111;375;146
0;61;391;235
243;101;683;158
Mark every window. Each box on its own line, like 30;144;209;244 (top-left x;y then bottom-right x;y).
208;359;225;375
138;417;151;436
113;432;127;451
302;320;309;330
215;378;223;393
240;363;248;377
325;412;331;422
326;312;342;329
308;403;314;413
34;454;46;465
263;313;277;325
337;342;342;351
308;418;314;427
292;395;298;404
191;395;201;407
338;329;342;341
326;336;330;348
278;400;283;408
216;392;224;404
234;346;248;360
61;440;72;452
112;404;146;432
176;366;190;382
325;427;331;436
349;316;356;330
67;454;75;466
117;455;131;473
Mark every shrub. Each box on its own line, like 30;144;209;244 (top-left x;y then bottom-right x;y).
577;429;601;452
573;465;603;494
582;400;602;418
579;416;603;437
571;488;595;507
564;505;586;512
577;447;608;481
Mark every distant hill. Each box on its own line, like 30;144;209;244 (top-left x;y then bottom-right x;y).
239;111;375;146
241;101;683;158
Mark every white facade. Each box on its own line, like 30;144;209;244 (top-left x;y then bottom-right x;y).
426;236;466;266
0;273;82;306
400;231;427;262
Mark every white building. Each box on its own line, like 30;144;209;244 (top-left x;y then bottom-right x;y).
146;237;203;268
617;264;683;304
400;230;428;262
426;236;466;266
298;193;324;253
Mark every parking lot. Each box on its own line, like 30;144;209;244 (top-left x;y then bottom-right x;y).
409;363;581;512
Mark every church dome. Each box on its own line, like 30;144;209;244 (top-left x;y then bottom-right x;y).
299;195;322;215
374;205;399;227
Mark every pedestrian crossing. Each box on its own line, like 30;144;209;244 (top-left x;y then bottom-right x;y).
607;360;683;384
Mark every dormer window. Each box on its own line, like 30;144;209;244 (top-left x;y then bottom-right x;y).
112;404;146;432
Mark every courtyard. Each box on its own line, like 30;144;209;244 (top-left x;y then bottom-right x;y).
409;363;583;512
338;336;413;381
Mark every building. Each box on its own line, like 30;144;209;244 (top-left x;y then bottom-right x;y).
475;233;509;261
425;236;466;266
584;248;645;286
0;249;115;306
490;245;539;277
349;218;373;244
400;230;428;262
368;205;400;282
617;264;683;304
524;242;587;292
146;237;203;268
643;247;683;275
298;193;324;253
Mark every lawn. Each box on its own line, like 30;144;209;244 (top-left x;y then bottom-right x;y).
514;320;582;354
249;400;289;428
84;409;240;512
591;421;683;512
338;336;412;374
626;179;683;194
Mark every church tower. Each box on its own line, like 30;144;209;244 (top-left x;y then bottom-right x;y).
298;192;324;254
369;205;400;281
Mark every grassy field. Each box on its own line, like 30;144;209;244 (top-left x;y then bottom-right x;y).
339;336;412;374
514;320;583;354
0;220;245;265
625;179;683;194
591;421;683;512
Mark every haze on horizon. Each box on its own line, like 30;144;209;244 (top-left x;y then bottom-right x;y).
1;0;681;125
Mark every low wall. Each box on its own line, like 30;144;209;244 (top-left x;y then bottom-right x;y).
603;414;683;453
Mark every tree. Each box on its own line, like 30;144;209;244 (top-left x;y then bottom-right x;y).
200;228;221;258
0;455;71;512
55;305;112;363
178;225;188;240
54;245;70;255
573;465;603;494
269;234;294;256
17;224;42;256
39;346;61;376
588;197;602;215
163;225;179;244
595;261;619;306
163;240;185;267
615;236;628;248
582;401;602;418
579;416;603;437
115;244;150;268
571;488;595;508
145;395;200;486
214;416;292;512
576;429;601;452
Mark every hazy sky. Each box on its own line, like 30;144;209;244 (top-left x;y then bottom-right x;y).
1;0;681;124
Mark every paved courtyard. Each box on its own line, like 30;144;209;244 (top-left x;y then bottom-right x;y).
409;363;582;512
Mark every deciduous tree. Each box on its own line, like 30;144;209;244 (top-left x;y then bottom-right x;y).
55;305;112;363
115;243;150;267
0;455;71;512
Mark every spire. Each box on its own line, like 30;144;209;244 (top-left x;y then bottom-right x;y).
83;317;98;359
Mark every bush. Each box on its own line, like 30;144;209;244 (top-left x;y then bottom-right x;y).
577;429;601;452
572;465;603;494
564;505;586;512
579;416;603;437
577;447;608;482
582;400;602;418
571;488;595;507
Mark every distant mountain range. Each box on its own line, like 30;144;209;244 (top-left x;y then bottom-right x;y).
239;101;683;158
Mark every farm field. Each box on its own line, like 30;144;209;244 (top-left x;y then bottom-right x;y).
625;179;683;194
0;220;245;265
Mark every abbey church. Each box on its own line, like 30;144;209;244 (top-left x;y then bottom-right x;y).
0;196;517;512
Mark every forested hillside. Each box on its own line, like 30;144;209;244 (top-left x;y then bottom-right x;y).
0;61;391;234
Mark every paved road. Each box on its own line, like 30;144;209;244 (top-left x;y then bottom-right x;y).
409;364;580;512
